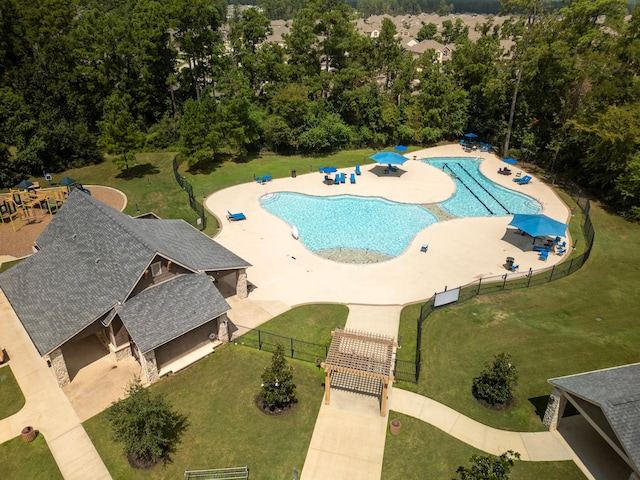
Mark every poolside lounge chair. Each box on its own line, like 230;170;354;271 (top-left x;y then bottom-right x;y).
539;249;549;261
388;164;398;172
517;175;532;185
509;264;519;271
556;247;566;255
420;245;428;253
340;172;346;183
227;211;246;221
350;173;356;184
334;174;340;184
355;165;361;175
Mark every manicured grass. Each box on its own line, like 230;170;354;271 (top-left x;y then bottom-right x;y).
0;365;25;419
394;200;640;432
382;412;585;479
0;434;63;480
0;259;24;273
84;345;323;479
253;304;349;346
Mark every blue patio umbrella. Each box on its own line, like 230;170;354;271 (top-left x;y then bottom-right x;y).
394;145;408;152
503;157;518;165
58;176;76;186
464;132;478;138
16;179;33;189
369;151;409;165
508;214;567;239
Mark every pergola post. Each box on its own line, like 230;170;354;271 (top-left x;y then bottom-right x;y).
324;368;331;405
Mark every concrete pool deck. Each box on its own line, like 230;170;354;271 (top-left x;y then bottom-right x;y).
205;144;571;308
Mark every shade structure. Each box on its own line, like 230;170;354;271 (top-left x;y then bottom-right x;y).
394;145;408;152
464;132;478;138
503;157;518;165
16;179;33;189
508;214;567;239
369;151;409;166
58;176;76;186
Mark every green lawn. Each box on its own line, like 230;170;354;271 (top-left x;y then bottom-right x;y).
382;412;585;479
0;434;63;480
84;345;323;479
394;199;640;432
0;365;25;419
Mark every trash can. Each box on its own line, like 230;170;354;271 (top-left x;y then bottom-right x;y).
390;419;401;436
21;426;36;443
291;169;297;178
505;257;514;268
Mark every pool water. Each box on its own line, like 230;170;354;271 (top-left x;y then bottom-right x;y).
260;193;438;257
424;157;542;217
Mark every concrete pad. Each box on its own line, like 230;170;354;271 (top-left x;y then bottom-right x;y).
520;432;572;461
344;305;402;339
48;424;112;480
302;403;387;480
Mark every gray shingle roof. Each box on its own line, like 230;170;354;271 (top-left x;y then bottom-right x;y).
0;190;249;356
117;273;229;354
549;363;640;473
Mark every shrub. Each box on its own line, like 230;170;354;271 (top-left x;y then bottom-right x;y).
106;378;189;468
455;450;520;480
472;353;518;406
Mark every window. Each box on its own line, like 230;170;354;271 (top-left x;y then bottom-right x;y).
151;262;162;277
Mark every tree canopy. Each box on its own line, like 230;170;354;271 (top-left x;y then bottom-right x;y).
2;0;640;219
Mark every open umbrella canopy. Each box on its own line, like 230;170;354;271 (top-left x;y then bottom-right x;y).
464;132;478;138
394;145;408;152
16;179;33;189
503;157;518;165
58;176;76;186
369;151;409;165
508;214;567;238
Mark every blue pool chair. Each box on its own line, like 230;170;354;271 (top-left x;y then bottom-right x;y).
420;245;428;253
517;175;532;185
388;164;398;172
340;172;346;183
350;173;356;184
539;249;549;261
509;264;519;271
334;174;340;184
355;165;361;175
266;174;272;181
227;211;246;221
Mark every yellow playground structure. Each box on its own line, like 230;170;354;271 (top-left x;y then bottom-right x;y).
0;183;69;231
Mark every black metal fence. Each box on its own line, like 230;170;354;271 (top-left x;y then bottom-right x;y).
402;184;596;384
235;328;329;365
172;156;206;230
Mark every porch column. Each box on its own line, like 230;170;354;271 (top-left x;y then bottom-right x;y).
142;349;159;384
48;348;70;387
236;268;248;299
543;387;567;430
218;315;230;343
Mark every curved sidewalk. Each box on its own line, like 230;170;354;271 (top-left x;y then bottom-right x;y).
390;388;572;462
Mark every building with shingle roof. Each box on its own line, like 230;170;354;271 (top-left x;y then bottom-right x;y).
543;363;640;479
0;190;251;386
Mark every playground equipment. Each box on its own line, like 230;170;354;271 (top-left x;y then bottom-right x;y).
0;185;69;232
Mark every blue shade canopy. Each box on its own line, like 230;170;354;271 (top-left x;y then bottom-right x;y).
369;151;409;165
509;214;567;238
16;180;33;189
394;145;408;152
503;157;518;165
58;176;76;186
464;132;478;138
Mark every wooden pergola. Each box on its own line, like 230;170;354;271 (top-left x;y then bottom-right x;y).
322;328;397;416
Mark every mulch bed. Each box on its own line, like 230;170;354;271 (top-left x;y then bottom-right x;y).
254;394;295;416
472;390;515;411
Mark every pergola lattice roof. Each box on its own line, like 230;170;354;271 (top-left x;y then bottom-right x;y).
322;328;396;416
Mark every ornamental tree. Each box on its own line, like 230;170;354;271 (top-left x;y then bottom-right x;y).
472;353;518;406
260;343;297;411
106;378;189;468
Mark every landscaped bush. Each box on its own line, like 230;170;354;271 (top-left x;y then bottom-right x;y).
258;343;297;414
472;353;518;408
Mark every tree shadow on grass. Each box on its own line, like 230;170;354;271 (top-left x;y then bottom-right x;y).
116;163;160;179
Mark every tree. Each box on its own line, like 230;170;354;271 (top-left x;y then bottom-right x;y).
98;92;143;173
454;451;521;480
106;378;189;468
416;22;438;41
472;353;518;406
260;343;297;411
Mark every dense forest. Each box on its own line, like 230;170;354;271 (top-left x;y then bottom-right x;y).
1;0;640;220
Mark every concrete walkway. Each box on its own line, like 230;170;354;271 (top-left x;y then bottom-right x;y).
0;291;112;480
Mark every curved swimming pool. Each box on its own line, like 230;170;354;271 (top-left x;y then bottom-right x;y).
260;193;438;257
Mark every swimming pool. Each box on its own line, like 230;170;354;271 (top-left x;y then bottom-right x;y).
424;157;542;217
260;193;438;257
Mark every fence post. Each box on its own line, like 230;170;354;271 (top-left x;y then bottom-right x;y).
502;273;507;289
527;268;532;287
291;338;294;358
549;265;555;281
415;316;422;382
476;277;482;295
258;330;262;350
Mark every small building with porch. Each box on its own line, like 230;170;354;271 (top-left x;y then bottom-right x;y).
0;189;251;386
